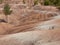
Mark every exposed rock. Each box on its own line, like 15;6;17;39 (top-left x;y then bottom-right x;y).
0;30;60;45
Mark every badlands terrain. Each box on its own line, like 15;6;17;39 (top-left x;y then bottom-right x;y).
0;0;60;45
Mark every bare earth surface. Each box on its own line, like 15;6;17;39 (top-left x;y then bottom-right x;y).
0;30;60;45
0;0;60;45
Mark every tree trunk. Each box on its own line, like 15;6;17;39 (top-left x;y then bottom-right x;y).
5;15;8;23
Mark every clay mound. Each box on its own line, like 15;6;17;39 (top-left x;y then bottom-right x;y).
0;30;60;45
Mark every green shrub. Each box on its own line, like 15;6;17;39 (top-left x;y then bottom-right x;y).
34;0;38;6
3;4;12;23
44;0;60;6
44;0;50;5
0;0;3;4
3;4;12;15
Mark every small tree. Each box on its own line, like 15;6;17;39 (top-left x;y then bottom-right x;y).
3;4;12;23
